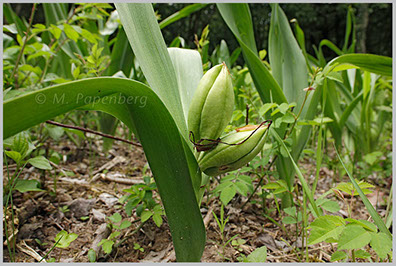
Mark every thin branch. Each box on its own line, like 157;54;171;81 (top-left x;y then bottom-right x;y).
241;156;277;209
45;120;142;147
10;3;38;88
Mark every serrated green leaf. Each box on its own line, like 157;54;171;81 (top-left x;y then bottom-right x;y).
152;213;163;227
49;24;62;39
234;181;248;197
259;103;277;117
370;232;392;259
363;151;383;166
282;216;297;224
109;231;121;239
320;200;340;213
282;113;295;124
338;225;371;250
108;213;122;224
99;239;114;254
345;218;377;232
140;210;153;223
354;249;371;259
119;220;132;230
308;215;346;245
220;184;237;206
330;250;347;261
244;246;267;262
63;23;79;42
278;103;289;114
283;207;296;217
88;249;96;262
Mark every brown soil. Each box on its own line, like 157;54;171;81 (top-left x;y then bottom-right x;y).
3;136;392;262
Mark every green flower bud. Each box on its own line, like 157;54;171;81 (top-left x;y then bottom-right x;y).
198;124;270;176
188;63;234;149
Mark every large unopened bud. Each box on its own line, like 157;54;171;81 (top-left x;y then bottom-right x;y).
197;123;270;176
188;63;234;150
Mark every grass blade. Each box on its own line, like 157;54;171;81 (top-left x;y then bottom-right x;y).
271;129;320;217
333;142;392;238
159;4;208;29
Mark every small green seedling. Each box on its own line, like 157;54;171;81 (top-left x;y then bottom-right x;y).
133;243;144;252
54;230;78;249
282;206;302;225
231;238;246;252
98;213;132;254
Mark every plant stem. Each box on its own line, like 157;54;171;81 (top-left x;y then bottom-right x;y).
102;222;145;261
39;235;64;262
10;3;37;89
241;157;277;208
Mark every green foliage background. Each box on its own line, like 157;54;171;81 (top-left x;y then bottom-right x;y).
9;3;392;61
155;3;392;59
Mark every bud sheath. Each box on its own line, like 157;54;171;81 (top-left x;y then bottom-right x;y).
188;63;234;145
198;124;269;176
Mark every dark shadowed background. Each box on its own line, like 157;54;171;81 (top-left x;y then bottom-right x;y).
6;3;392;60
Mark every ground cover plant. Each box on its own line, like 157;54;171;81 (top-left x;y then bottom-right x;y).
2;3;392;262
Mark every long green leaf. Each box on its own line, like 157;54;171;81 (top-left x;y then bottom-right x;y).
339;91;363;129
159;4;208;29
319;39;343;56
105;27;134;77
4;4;28;37
3;77;205;262
168;48;203;123
216;3;257;53
271;129;320;217
100;27;135;150
217;3;287;105
333;143;391;238
115;3;186;138
324;54;392;77
269;3;308;115
42;3;82;79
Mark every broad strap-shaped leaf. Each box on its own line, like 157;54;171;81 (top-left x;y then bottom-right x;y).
216;3;257;53
268;3;314;194
334;143;392;238
115;3;187;138
324;54;392;77
217;3;287;105
269;3;309;116
3;77;205;262
168;48;203;124
105;27;134;77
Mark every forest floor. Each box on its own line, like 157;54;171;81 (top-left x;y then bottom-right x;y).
3;135;391;262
